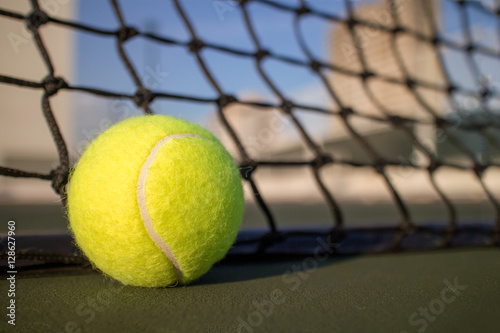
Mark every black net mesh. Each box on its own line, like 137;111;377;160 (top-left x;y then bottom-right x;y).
0;0;499;268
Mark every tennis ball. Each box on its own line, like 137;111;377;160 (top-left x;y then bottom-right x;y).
67;115;244;287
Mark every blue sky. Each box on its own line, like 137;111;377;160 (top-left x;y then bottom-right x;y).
73;0;500;147
75;0;342;111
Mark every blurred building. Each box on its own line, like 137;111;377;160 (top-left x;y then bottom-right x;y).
0;0;76;204
328;0;442;164
213;0;495;204
209;91;306;163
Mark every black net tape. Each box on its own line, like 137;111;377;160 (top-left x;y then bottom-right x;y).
1;0;499;269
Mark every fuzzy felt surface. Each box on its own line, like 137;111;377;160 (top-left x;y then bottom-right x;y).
67;115;244;287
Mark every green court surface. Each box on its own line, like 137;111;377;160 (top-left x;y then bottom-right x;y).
1;204;499;332
1;248;499;332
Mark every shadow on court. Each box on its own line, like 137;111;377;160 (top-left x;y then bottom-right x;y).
195;255;357;286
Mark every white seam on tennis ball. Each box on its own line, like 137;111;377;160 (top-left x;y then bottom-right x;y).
137;133;211;283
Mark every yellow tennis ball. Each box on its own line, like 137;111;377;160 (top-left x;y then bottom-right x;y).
67;115;244;287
